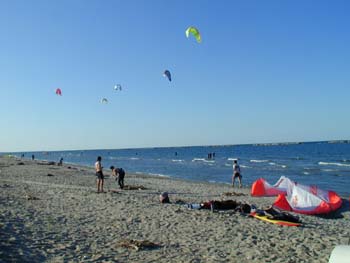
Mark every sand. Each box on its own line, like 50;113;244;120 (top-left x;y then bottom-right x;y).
0;156;349;262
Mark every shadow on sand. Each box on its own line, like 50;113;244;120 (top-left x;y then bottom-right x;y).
314;198;349;219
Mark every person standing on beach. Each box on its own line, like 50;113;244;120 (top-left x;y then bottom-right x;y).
110;166;125;189
232;159;242;188
95;156;104;193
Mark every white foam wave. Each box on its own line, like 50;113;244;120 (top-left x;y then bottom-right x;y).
268;162;286;168
303;172;310;175
227;158;238;161
250;159;269;163
192;158;206;162
130;157;139;160
318;162;350;167
135;171;170;178
172;159;184;163
148;173;170;178
192;158;215;163
225;164;251;168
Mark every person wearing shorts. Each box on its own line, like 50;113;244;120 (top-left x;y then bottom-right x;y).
232;159;242;188
95;156;104;193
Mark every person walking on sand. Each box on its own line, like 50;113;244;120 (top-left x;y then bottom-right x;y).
110;166;125;189
95;156;104;193
232;159;242;188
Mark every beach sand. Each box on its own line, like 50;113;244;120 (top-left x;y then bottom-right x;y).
0;156;349;262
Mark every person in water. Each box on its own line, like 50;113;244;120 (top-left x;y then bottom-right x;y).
232;159;242;188
95;156;104;193
110;166;125;189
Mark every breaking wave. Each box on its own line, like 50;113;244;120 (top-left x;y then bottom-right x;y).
250;159;269;163
318;162;350;167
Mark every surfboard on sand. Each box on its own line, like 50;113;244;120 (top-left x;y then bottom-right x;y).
249;212;302;227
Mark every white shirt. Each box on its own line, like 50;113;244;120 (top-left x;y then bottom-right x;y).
95;161;102;172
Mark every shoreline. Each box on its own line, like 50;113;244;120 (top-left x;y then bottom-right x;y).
1;156;349;262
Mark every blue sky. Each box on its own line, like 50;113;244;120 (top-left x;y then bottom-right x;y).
1;0;350;152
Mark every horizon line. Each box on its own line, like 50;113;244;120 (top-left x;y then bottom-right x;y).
3;139;350;153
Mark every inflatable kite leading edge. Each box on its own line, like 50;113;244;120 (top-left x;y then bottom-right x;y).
273;184;342;215
251;176;342;215
251;176;293;196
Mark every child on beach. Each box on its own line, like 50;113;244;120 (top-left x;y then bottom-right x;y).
232;159;242;188
95;156;104;193
110;166;125;189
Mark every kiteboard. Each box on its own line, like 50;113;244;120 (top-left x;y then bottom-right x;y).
249;212;302;227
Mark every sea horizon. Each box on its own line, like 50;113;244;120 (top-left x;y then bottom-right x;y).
3;139;350;154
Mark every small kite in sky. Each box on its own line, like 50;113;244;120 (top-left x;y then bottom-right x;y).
114;84;122;91
55;88;62;96
100;98;108;104
185;26;201;43
163;70;171;82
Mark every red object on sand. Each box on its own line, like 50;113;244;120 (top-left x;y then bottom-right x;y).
251;176;343;215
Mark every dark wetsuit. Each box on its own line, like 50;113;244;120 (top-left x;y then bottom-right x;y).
116;168;125;189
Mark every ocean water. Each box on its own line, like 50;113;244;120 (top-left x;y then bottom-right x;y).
11;141;350;197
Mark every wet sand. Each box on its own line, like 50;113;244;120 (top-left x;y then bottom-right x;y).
0;156;349;262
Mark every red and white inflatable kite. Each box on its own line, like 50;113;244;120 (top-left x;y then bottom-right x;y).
251;176;342;215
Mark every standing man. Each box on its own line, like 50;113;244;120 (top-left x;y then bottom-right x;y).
232;159;242;188
95;156;104;193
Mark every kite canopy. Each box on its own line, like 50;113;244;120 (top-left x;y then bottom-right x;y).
163;70;171;82
100;98;108;104
114;84;122;91
185;26;201;43
251;176;342;215
273;183;342;215
251;177;292;196
55;88;62;96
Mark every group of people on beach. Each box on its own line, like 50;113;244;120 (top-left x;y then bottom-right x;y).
94;156;125;193
95;155;242;192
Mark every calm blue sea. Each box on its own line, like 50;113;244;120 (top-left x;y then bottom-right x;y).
10;141;350;197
